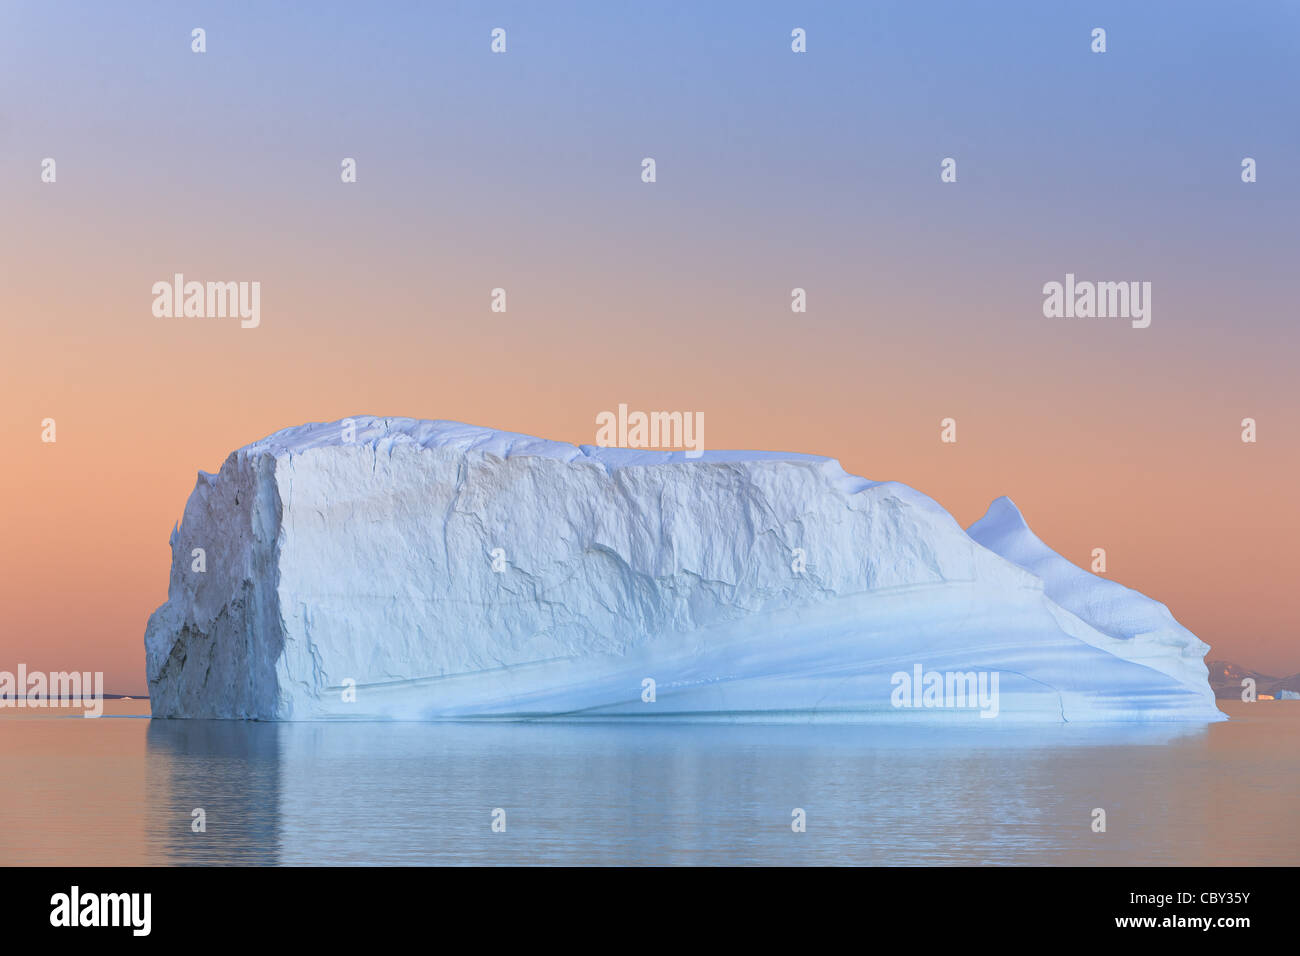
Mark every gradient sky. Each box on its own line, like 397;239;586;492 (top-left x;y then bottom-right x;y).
2;1;1297;692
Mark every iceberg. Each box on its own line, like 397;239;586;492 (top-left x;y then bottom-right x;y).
144;416;1223;722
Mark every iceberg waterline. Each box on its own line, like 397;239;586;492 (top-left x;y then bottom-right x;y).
144;416;1223;722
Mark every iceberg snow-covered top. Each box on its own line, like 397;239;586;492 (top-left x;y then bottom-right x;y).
231;415;884;496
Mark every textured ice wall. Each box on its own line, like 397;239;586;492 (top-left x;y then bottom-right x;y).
144;451;284;718
144;417;1223;722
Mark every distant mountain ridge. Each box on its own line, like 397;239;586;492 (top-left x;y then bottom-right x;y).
1206;660;1300;699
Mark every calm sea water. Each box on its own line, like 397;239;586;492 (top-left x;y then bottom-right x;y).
1;700;1295;866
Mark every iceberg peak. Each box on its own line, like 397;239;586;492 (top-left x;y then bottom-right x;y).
968;495;1213;700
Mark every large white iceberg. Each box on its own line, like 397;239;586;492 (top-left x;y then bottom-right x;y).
144;417;1223;722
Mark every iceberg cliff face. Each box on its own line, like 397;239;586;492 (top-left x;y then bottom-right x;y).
144;417;1223;722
